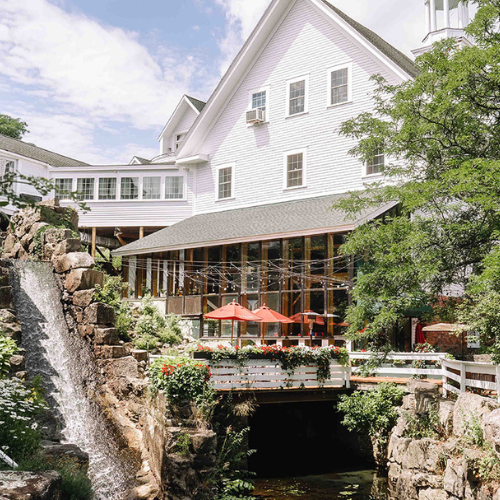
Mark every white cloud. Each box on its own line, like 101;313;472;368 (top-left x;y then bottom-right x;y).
0;0;200;130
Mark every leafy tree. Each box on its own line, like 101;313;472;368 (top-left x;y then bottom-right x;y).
0;114;28;140
335;0;500;356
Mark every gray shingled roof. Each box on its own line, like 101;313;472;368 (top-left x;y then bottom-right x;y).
321;0;417;78
114;194;396;256
132;156;151;165
186;95;206;113
0;134;88;168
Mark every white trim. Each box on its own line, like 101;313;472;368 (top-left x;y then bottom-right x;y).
248;85;271;123
157;95;202;142
176;154;209;165
215;163;235;201
327;62;353;107
283;148;307;190
173;129;189;152
285;74;309;118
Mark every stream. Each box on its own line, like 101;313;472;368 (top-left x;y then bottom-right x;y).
253;470;387;500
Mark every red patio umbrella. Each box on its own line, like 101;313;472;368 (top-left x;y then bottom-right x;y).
204;300;261;345
415;323;426;345
253;305;294;344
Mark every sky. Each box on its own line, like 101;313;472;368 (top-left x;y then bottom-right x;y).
0;0;472;165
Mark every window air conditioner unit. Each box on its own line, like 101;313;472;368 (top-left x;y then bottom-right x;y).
246;108;265;124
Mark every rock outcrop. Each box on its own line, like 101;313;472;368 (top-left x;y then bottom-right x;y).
0;471;62;500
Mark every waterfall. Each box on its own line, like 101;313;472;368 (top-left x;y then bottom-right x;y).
10;261;131;499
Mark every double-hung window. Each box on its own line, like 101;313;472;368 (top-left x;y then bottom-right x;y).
287;76;308;116
55;178;73;198
143;176;161;200
285;150;306;189
77;178;95;200
248;86;269;122
121;177;139;200
217;165;233;200
328;64;351;106
165;176;184;199
366;147;385;176
0;159;16;179
98;178;116;200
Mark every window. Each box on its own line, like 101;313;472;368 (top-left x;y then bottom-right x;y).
0;158;15;179
175;133;186;151
76;178;95;200
366;147;385;176
285;151;305;188
55;178;73;198
143;176;161;200
217;165;233;200
165;176;184;199
328;64;351;106
287;76;308;116
252;91;266;112
121;177;139;200
98;178;116;200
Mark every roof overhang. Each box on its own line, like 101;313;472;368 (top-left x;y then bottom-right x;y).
176;154;209;165
158;95;203;143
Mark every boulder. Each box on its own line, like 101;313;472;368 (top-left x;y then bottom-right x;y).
131;350;149;363
52;239;81;258
41;442;89;466
84;303;115;325
9;355;25;372
65;269;103;293
439;400;456;437
407;381;439;415
72;289;95;307
54;252;94;273
0;286;13;309
94;345;127;359
94;327;119;345
0;471;62;500
485;409;500;456
3;234;16;254
418;488;448;500
443;458;466;497
453;393;500;437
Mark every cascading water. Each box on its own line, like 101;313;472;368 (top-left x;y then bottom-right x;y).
10;261;131;499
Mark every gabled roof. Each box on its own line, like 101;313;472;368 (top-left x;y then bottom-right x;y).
177;0;416;159
129;156;151;165
0;134;88;168
320;0;417;78
113;194;397;256
186;95;206;113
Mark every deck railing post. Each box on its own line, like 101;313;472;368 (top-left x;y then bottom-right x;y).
442;359;448;398
496;366;500;402
345;364;351;389
460;362;467;393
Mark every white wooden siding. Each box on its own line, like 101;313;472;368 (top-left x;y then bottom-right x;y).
161;105;199;155
195;0;405;214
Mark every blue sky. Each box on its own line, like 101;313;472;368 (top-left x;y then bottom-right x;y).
0;0;473;165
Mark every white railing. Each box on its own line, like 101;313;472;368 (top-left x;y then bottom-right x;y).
349;351;445;379
442;358;500;400
208;360;350;391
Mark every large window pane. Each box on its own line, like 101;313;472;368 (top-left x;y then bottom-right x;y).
207;246;221;294
77;178;94;200
55;178;73;198
165;176;184;199
98;178;116;200
221;295;238;338
143;176;161;199
310;235;326;289
246;242;260;292
252;91;266;112
121;177;139;200
289;80;305;115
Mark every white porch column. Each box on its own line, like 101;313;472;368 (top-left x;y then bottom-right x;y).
458;0;464;28
146;257;152;291
443;0;450;27
425;0;431;33
430;0;437;31
129;256;137;296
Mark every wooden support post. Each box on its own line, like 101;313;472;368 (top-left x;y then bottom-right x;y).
460;362;467;393
139;226;144;239
496;365;500;402
91;227;97;258
442;360;448;398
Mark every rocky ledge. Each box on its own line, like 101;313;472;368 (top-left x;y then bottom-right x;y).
0;471;62;500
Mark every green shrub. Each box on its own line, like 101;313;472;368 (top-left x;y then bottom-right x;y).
133;334;158;351
0;378;47;460
338;383;405;440
403;405;441;439
93;275;126;308
0;334;18;377
174;433;192;457
136;294;165;337
157;329;182;346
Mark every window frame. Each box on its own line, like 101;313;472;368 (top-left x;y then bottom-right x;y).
54;178;74;200
248;85;270;123
327;63;352;108
174;131;188;152
283;148;307;190
77;178;95;201
142;176;162;200
164;175;185;200
98;177;117;200
365;147;385;177
120;177;140;200
216;163;235;201
286;75;309;118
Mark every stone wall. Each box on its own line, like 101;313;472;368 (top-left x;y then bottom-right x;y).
388;381;500;500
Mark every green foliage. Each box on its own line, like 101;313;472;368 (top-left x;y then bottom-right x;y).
10;456;92;500
0;333;18;377
174;433;192;457
133;334;158;351
0;378;47;460
403;405;441;440
0;114;28;139
214;427;255;500
338;383;405;439
462;411;485;448
136;294;165;336
467;445;500;482
333;1;500;357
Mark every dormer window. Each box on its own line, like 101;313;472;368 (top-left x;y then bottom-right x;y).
175;133;186;151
